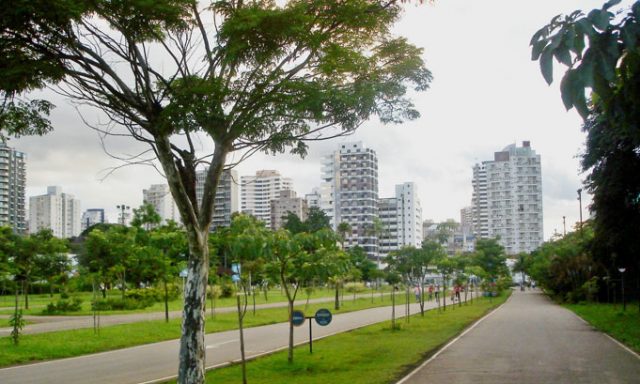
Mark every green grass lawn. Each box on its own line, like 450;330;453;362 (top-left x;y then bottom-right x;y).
0;287;391;316
565;302;640;353
0;291;404;367
165;292;509;384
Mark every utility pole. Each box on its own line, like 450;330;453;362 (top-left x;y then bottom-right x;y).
562;216;566;236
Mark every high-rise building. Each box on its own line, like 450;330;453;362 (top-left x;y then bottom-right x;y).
81;208;106;232
29;186;81;238
143;184;180;227
460;206;474;236
471;141;543;254
196;169;239;229
305;187;321;209
270;189;308;230
378;182;423;257
241;170;292;227
320;142;379;260
0;142;26;233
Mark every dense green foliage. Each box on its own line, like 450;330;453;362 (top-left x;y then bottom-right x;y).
527;226;597;302
532;1;640;300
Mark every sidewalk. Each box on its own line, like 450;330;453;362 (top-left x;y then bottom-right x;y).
397;289;640;384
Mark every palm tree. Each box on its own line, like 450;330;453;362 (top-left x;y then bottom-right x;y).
337;222;352;250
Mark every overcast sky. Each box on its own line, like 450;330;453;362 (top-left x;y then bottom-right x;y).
13;0;624;240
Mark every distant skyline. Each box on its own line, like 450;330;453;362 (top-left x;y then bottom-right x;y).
12;0;623;240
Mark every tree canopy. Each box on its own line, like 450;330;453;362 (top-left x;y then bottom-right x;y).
1;1;431;382
532;0;640;286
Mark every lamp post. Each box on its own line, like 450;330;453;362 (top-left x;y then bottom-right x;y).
577;189;583;232
116;204;130;226
618;267;626;311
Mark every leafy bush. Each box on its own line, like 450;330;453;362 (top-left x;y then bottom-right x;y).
345;282;366;293
220;282;236;298
207;285;222;299
42;297;83;314
91;297;153;311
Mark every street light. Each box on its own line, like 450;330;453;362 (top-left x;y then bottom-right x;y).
116;204;130;226
577;189;583;232
618;267;626;311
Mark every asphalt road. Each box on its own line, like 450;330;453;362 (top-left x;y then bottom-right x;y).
398;289;640;384
0;292;391;336
0;295;446;384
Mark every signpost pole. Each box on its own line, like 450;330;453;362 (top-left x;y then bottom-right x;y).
308;318;313;354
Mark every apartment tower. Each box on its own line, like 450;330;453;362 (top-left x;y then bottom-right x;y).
0;143;26;233
471;141;543;254
320;142;379;260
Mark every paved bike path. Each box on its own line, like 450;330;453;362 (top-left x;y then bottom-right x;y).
398;289;640;384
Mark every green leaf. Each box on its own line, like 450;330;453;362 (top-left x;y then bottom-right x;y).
587;9;610;30
555;47;573;66
531;40;547;61
540;48;554;85
560;71;575;110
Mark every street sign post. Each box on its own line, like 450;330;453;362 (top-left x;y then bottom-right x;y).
291;310;305;327
289;308;333;354
315;308;332;326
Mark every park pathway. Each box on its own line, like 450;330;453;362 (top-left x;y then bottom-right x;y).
398;289;640;384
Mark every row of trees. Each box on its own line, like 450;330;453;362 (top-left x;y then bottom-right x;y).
385;238;510;319
520;221;638;309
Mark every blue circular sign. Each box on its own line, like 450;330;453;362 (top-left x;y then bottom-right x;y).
314;308;332;326
291;310;305;326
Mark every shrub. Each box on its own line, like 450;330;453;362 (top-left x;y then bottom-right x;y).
207;285;222;299
345;282;366;293
220;282;236;298
91;297;154;311
42;297;83;314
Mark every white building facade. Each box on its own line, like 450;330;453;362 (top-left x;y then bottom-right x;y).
471;141;543;254
379;182;423;257
241;170;291;227
197;169;239;230
29;186;81;238
80;208;106;232
320;142;379;260
143;184;180;226
0;143;26;234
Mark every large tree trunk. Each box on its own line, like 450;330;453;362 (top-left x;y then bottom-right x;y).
178;234;210;384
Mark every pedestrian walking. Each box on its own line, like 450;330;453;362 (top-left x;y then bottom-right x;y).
413;286;421;302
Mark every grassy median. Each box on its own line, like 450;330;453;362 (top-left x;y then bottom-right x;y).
165;292;509;384
565;302;640;353
0;293;401;367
